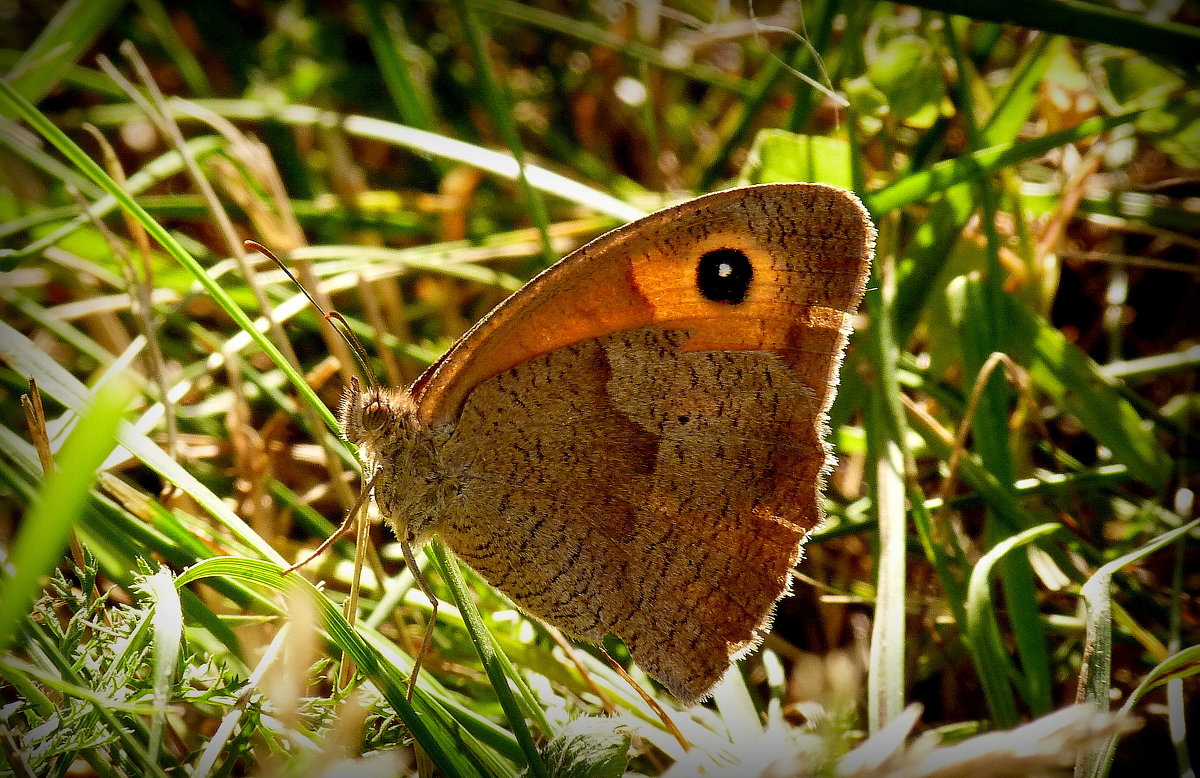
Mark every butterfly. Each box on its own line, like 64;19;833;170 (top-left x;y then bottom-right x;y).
338;183;874;704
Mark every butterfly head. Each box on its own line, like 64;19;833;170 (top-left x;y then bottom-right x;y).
338;376;419;453
337;376;462;544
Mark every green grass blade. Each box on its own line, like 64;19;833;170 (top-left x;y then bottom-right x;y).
699;40;798;189
467;0;749;96
907;415;1035;537
866;412;908;732
855;104;912;731
981;35;1061;146
907;484;968;628
0;48;123;97
891;188;974;343
1000;295;1172;490
10;135;225;262
0;118;105;202
0;380;129;654
130;0;213;96
448;0;555;268
1075;517;1200;778
965;523;1063;728
4;294;115;366
890;33;1057;343
5;0;127;105
175;557;490;778
1083;647;1200;778
431;541;550;778
859;197;905;735
902;0;1200;67
0;394;271;618
358;0;437;131
86;98;648;221
956;284;1055;721
865;109;1147;217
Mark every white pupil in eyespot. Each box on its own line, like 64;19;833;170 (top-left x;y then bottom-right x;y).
718;263;733;277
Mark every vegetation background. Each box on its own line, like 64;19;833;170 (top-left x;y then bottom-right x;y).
0;0;1197;776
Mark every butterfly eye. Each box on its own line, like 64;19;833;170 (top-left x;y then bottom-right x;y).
361;398;389;432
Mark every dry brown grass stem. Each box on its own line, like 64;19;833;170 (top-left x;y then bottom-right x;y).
545;625;619;715
602;648;691;753
21;378;94;575
356;273;404;387
80;123;180;472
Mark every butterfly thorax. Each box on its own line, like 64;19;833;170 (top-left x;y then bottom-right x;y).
338;379;469;544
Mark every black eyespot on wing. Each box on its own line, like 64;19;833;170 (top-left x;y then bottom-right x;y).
696;248;752;305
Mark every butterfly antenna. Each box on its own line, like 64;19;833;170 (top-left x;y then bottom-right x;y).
245;240;381;390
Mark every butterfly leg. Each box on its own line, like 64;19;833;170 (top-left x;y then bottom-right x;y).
283;467;383;574
402;530;438;700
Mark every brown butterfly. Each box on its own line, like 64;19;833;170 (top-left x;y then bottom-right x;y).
340;183;874;704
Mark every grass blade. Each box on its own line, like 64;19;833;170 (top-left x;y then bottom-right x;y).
175;557;490;778
866;109;1147;217
956;280;1054;719
965;523;1063;727
0;320;285;566
358;0;437;131
999;295;1172;490
448;0;555;268
134;568;183;766
86;98;648;221
431;541;550;778
0;378;128;654
903;0;1200;66
5;0;126;105
1075;517;1200;778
